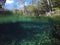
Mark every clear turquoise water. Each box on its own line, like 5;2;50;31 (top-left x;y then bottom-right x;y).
0;15;53;45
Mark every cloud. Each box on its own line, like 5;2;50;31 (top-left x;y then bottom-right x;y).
6;0;14;4
25;2;28;6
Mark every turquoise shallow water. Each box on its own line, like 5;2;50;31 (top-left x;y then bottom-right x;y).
0;15;54;45
0;15;49;23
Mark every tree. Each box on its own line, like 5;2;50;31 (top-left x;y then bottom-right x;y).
0;0;6;8
51;0;60;8
18;0;26;15
31;0;37;5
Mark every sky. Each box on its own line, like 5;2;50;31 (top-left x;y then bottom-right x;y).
5;0;32;10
